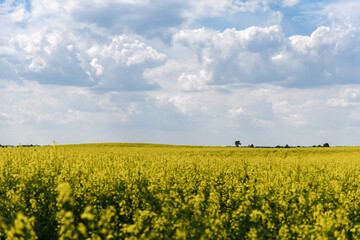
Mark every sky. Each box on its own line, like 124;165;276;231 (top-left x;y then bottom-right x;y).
0;0;360;146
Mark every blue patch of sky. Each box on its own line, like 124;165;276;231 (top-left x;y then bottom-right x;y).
0;0;31;11
24;0;30;11
190;11;268;31
190;0;339;37
191;11;319;37
270;0;338;36
278;6;320;36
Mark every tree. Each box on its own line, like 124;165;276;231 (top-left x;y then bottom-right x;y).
323;143;330;147
235;140;241;147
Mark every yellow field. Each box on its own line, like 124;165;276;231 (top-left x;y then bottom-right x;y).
1;143;360;239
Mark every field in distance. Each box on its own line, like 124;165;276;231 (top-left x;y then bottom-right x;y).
1;143;360;239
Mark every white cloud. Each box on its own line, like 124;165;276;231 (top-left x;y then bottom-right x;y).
171;22;360;88
1;20;166;89
178;70;211;91
99;36;166;66
282;0;299;7
172;25;286;85
0;77;359;146
31;0;63;17
81;35;167;90
184;0;235;21
272;100;292;114
28;57;46;72
168;95;193;115
174;25;285;53
267;10;283;25
284;113;307;127
321;0;360;28
326;98;349;108
46;31;63;50
14;31;43;54
85;36;167;71
228;107;247;118
1;0;360;146
0;0;28;24
90;58;104;76
326;88;360;108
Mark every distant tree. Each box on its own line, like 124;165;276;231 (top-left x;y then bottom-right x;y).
323;143;330;147
285;144;290;148
248;144;254;148
235;140;241;147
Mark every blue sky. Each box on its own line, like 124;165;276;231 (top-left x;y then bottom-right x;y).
0;0;360;146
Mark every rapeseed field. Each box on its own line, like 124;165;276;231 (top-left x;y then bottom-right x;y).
1;143;360;239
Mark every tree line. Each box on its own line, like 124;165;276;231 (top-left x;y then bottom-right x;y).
234;141;330;148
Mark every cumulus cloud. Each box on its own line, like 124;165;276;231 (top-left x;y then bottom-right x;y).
1;18;166;89
171;22;360;88
1;0;360;146
84;35;166;91
177;70;211;91
172;25;286;85
96;36;166;66
90;58;104;76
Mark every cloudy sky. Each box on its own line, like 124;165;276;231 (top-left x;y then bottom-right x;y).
0;0;360;146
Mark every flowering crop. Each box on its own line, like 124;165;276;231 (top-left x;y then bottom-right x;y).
1;143;360;239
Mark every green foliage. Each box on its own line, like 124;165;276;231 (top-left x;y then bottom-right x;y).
1;144;360;239
323;143;330;147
